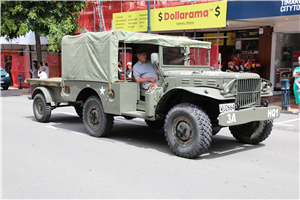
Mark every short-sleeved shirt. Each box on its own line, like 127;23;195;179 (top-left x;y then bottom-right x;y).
293;66;300;104
39;71;48;79
40;66;49;77
133;60;159;89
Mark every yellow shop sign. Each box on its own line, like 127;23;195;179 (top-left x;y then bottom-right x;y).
112;1;227;32
113;10;148;32
151;1;227;31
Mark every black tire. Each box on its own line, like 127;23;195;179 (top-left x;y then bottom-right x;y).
229;120;273;145
2;86;9;90
74;104;83;118
83;96;114;137
145;119;164;129
33;93;51;122
164;103;212;158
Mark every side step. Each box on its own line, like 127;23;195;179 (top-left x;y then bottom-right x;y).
121;111;152;120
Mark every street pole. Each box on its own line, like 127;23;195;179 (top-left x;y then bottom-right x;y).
147;1;151;34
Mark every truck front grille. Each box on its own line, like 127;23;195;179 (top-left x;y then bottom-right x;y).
235;79;261;108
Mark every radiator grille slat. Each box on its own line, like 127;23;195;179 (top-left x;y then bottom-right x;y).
236;79;261;108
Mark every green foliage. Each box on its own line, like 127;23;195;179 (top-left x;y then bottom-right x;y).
1;0;87;52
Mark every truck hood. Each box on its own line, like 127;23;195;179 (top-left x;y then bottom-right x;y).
164;70;260;80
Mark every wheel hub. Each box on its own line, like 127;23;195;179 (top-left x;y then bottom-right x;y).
36;100;43;115
172;116;194;146
89;107;100;127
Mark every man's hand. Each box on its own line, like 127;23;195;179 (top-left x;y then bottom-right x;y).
188;53;195;57
156;70;160;78
148;77;157;83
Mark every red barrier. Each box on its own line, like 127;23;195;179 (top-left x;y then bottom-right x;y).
1;55;4;69
190;44;218;68
46;53;62;78
121;52;132;70
190;48;208;65
210;43;219;68
11;55;31;88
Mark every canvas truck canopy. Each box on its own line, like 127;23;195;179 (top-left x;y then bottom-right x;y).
61;30;211;83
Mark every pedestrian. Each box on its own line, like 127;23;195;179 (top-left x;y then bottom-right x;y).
30;62;38;78
292;56;300;114
42;61;49;77
126;62;133;79
118;60;123;73
38;67;48;79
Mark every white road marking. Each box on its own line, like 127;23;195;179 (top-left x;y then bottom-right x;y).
274;118;300;126
273;124;294;127
46;126;127;144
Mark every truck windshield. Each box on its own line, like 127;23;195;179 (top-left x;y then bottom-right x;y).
162;46;209;67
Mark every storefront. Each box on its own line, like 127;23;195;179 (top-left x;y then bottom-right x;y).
1;31;62;87
227;0;300;92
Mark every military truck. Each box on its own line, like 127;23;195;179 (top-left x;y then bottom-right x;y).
25;30;280;159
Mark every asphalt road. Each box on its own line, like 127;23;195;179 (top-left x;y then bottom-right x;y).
1;90;299;199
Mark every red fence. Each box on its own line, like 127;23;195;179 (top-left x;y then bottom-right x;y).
11;55;31;88
46;53;62;78
1;56;4;69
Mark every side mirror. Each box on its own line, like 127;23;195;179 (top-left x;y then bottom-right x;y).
151;53;159;65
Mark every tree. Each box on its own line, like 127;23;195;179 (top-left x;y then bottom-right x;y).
1;0;88;64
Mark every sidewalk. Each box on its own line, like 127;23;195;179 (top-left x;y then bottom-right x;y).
7;86;299;114
262;94;299;114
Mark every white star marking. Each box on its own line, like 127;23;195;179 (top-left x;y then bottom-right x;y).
99;86;106;95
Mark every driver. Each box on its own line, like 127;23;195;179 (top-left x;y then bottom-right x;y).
164;48;195;65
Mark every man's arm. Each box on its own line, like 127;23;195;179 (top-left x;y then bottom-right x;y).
135;77;156;83
169;53;195;65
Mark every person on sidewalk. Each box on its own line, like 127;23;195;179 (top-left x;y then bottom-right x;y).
292;56;300;114
38;67;48;79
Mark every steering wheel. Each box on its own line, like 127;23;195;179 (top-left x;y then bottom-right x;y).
184;58;195;65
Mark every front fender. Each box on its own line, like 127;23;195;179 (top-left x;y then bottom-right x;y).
169;87;235;100
32;87;55;103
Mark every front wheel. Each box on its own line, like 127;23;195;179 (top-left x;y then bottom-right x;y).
229;120;273;145
83;96;114;137
164;103;212;158
33;93;51;122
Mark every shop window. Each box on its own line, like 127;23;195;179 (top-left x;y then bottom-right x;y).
273;33;300;91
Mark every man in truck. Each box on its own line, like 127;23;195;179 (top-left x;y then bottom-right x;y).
133;47;160;89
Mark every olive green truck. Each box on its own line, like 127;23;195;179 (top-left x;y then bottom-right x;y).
25;30;280;159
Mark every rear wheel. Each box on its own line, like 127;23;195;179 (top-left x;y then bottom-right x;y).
229;120;273;144
164;103;212;158
33;93;51;122
83;96;114;137
2;86;9;90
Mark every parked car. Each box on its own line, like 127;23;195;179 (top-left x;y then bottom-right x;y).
1;67;11;90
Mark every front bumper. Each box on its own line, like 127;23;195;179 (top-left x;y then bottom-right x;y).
218;106;280;126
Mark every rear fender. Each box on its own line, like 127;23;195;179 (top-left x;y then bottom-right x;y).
32;87;55;103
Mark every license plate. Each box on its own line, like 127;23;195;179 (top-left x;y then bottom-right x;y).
0;81;4;84
219;103;235;113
